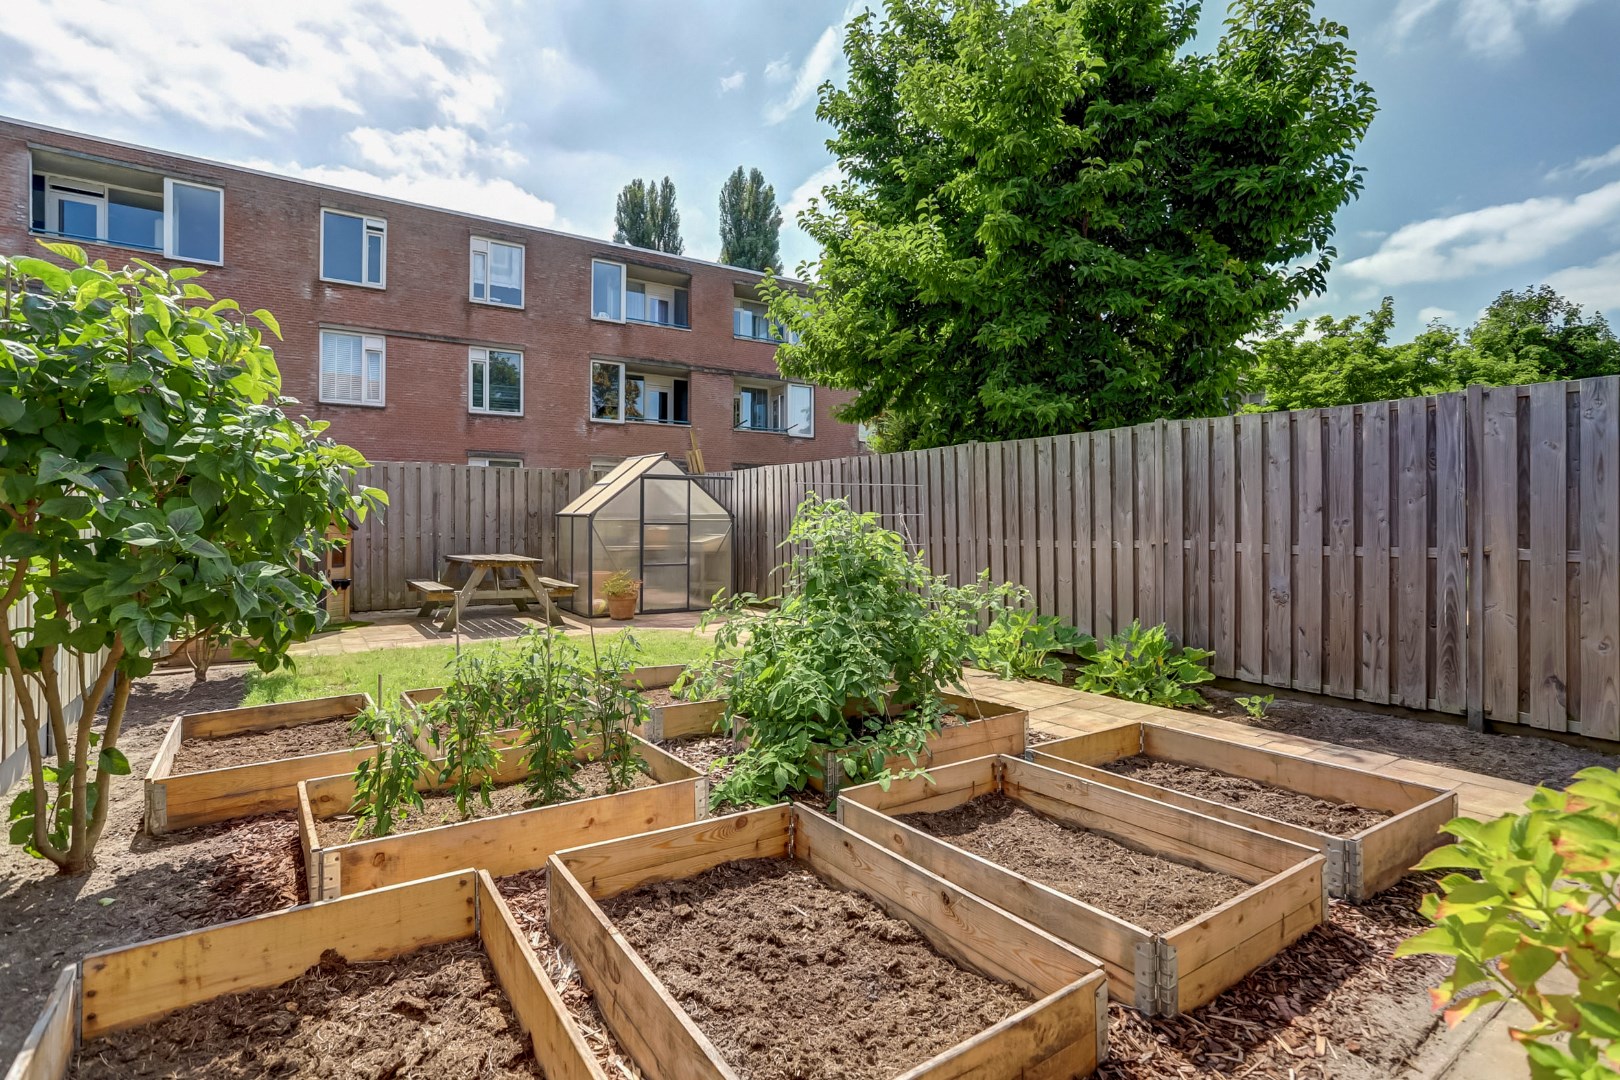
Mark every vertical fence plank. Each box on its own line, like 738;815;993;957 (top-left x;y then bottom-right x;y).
1396;400;1431;710
1136;423;1162;628
1209;416;1236;678
1361;401;1391;704
1263;412;1293;688
1162;422;1185;642
1073;434;1094;635
1581;376;1620;740
1435;393;1468;713
1295;411;1324;694
1530;382;1569;730
1113;427;1135;629
1184;421;1209;653
1481;386;1520;723
1238;413;1264;681
1325;406;1357;699
1054;436;1075;627
1037;438;1057;612
1093;431;1115;638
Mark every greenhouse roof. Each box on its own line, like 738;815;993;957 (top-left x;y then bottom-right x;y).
557;453;685;518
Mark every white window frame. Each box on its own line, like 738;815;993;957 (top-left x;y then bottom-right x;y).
590;359;626;423
469;236;525;308
42;176;108;242
162;178;224;265
786;383;814;438
319;329;386;407
469;347;524;417
320;208;387;288
469;456;524;468
591;259;627;323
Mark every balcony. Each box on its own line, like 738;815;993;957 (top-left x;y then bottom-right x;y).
592;258;690;330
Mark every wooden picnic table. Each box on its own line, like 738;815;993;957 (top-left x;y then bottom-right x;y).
410;553;573;631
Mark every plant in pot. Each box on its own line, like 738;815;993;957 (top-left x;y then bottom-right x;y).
602;570;641;621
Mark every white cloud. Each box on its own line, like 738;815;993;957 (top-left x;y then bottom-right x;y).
784;163;845;220
1546;251;1620;315
0;0;506;134
1418;306;1459;324
764;20;845;125
719;69;746;93
348;127;525;175
1343;179;1620;284
763;52;795;84
1547;143;1620;181
1391;0;1594;57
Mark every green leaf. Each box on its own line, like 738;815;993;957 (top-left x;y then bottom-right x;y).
251;308;282;339
97;747;132;776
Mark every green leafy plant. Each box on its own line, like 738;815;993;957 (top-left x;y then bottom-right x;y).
1235;694;1274;719
508;628;586;806
970;593;1091;682
672;655;732;705
601;570;641;599
586;630;653;792
698;495;997;806
0;245;382;873
347;704;430;840
1074;621;1214;707
1396;769;1620;1080
428;651;508;816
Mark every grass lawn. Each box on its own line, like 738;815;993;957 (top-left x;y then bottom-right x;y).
241;628;721;705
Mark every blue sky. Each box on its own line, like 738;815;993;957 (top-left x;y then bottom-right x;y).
2;0;1618;338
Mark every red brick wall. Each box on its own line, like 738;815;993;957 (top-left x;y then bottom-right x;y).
0;120;863;470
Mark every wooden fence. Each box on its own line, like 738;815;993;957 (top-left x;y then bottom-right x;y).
719;376;1620;743
346;462;590;613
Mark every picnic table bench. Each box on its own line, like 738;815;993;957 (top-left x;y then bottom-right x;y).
409;554;577;631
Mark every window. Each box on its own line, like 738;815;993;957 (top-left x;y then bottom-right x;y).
470;237;524;306
470;456;524;468
591;360;625;422
626;280;689;328
320;330;385;406
30;160;222;263
734;382;812;435
733;298;799;343
626;372;689;424
321;210;386;287
591;259;624;321
590;456;622;481
469;348;523;415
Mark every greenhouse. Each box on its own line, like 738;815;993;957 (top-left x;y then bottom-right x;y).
556;453;733;615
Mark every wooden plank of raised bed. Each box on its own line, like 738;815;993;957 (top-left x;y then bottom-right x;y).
476;871;605;1080
154;745;379;833
79;872;477;1038
1352;791;1459;900
559;807;793;900
5;965;76;1080
181;693;370;738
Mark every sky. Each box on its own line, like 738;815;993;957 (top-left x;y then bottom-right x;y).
2;0;1618;339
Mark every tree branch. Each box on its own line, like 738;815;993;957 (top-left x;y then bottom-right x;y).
85;669;133;853
0;559;68;867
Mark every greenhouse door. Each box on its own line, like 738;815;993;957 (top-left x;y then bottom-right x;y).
638;476;691;613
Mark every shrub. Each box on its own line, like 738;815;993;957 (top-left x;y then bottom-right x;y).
347;704;430;840
1396;769;1620;1080
1074;621;1214;707
0;246;382;873
699;495;997;805
970;593;1090;682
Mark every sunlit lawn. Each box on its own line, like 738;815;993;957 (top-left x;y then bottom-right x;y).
241;628;722;705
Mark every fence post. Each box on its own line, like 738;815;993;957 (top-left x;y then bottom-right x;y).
1465;383;1486;732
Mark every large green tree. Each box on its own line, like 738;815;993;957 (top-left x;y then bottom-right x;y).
613;177;684;255
764;0;1376;449
1460;285;1620;387
718;166;783;271
1;245;383;873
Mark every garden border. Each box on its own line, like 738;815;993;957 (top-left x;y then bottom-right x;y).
1030;722;1459;900
545;804;1109;1079
297;734;706;900
142;693;374;835
838;754;1326;1016
3;869;607;1080
810;691;1028;797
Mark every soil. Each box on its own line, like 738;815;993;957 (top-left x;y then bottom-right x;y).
1200;686;1620;789
170;715;365;773
1;671;309;1067
70;939;541;1078
902;792;1246;932
317;762;658;846
497;868;644;1079
640;686;680;708
1099;755;1391;836
1100;874;1453;1080
601;857;1032;1080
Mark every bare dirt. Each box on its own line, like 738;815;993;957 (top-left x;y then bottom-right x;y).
316;762;657;846
0;671;308;1067
640;687;679;708
1101;874;1453;1080
70;939;541;1078
602;857;1032;1080
170;715;365;773
902;792;1246;931
1200;686;1620;789
1098;755;1391;835
497;868;644;1079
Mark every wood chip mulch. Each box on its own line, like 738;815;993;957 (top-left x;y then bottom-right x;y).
1099;874;1451;1080
178;813;307;922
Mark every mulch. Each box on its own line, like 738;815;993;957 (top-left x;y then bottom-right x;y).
169;716;363;773
1097;755;1391;836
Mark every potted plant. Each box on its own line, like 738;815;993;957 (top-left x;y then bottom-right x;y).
602;570;641;620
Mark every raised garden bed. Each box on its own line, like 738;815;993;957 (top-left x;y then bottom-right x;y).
4;870;600;1080
1031;722;1458;901
808;691;1028;797
297;734;705;901
548;804;1108;1079
143;693;374;836
839;755;1325;1017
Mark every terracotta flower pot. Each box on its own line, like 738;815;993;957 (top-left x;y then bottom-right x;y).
606;591;638;620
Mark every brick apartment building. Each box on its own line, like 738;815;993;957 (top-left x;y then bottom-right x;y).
0;117;864;472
